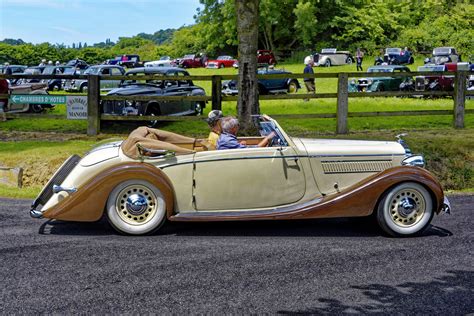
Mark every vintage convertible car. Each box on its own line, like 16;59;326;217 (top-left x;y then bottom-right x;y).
0;78;52;113
30;116;451;237
314;48;354;67
374;48;414;66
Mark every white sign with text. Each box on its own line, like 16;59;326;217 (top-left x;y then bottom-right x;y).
66;96;88;120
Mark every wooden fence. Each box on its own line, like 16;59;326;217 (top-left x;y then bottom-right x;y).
0;71;472;135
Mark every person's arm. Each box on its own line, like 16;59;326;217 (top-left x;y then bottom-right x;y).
257;132;276;147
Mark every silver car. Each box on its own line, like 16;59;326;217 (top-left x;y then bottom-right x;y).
64;65;125;93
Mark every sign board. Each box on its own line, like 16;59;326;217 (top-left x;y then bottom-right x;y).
66;96;88;120
10;94;66;104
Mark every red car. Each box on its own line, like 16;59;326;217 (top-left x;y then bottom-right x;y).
178;53;208;68
206;56;237;69
233;50;277;68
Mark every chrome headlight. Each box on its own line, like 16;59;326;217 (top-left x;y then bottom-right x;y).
367;79;373;85
402;155;425;168
424;78;429;85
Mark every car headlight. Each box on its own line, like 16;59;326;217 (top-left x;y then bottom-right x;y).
424;78;429;85
402;155;425;168
367;79;373;85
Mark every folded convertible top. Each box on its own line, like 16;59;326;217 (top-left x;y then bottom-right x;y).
122;126;196;159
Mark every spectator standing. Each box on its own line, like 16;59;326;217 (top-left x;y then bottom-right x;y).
356;48;364;71
39;59;46;66
303;56;315;101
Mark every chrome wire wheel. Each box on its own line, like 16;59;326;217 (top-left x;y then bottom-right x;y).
377;182;434;237
107;180;166;235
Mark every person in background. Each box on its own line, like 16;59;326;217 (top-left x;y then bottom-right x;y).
55;61;60;66
48;60;53;65
39;59;46;66
3;62;12;75
206;110;223;148
217;116;275;150
303;56;315;101
356;48;364;71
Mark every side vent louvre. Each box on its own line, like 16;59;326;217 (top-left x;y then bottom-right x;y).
322;160;392;174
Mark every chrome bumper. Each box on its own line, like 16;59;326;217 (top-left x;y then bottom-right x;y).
441;196;451;214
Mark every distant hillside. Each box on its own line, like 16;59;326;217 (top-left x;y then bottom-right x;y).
135;29;176;45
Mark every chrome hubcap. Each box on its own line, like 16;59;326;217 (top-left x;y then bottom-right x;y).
389;189;425;227
116;184;158;225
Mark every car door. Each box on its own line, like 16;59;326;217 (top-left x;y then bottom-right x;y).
161;70;190;115
108;67;123;91
192;146;306;211
99;68;112;91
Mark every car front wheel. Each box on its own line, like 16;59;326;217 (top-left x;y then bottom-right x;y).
376;182;434;237
324;59;331;67
106;180;167;235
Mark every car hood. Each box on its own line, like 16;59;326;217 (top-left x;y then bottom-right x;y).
108;85;162;95
296;138;405;156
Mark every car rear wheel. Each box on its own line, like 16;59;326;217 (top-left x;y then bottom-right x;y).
79;83;88;93
106;180;167;235
376;182;434;237
29;104;43;113
346;57;353;64
219;64;225;69
287;81;298;93
324;59;331;67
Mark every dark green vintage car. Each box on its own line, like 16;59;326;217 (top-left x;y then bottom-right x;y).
349;65;411;92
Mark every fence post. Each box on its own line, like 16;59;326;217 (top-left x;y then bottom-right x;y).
211;75;222;111
453;71;466;129
87;74;100;136
336;73;349;134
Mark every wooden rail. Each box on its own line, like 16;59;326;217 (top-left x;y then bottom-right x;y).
0;71;472;135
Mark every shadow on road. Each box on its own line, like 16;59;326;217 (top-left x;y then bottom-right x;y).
38;217;452;238
277;270;473;315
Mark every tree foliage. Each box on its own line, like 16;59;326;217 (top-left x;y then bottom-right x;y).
1;1;473;66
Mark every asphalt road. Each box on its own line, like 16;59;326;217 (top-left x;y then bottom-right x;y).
0;195;472;314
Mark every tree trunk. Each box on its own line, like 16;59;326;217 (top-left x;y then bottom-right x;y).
235;0;260;134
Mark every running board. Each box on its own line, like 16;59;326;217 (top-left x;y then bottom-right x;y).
169;197;323;222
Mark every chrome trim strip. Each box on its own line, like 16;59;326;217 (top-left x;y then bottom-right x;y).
160;153;404;169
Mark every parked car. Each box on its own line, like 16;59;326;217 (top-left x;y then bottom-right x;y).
40;65;74;91
425;47;461;65
374;48;414;65
206;56;237;69
232;50;277;68
66;59;89;70
102;67;206;117
30;115;451;236
222;67;300;95
11;67;44;85
468;74;474;100
348;65;411;92
109;55;143;68
0;78;51;113
413;64;454;92
178;53;208;68
64;65;125;93
0;65;27;75
144;56;176;68
314;48;354;67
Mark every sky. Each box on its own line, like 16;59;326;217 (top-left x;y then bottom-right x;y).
0;0;203;45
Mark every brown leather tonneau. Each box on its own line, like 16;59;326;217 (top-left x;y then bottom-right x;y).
122;126;196;159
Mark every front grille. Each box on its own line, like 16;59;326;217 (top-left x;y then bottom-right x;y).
321;160;392;174
31;155;81;210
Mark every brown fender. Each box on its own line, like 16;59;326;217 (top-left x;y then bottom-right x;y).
42;162;175;222
170;166;444;222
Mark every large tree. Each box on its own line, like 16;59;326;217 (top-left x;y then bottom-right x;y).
235;0;260;133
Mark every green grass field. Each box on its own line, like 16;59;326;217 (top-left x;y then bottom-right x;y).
1;57;472;135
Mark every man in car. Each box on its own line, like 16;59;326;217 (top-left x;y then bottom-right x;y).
217;116;275;150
